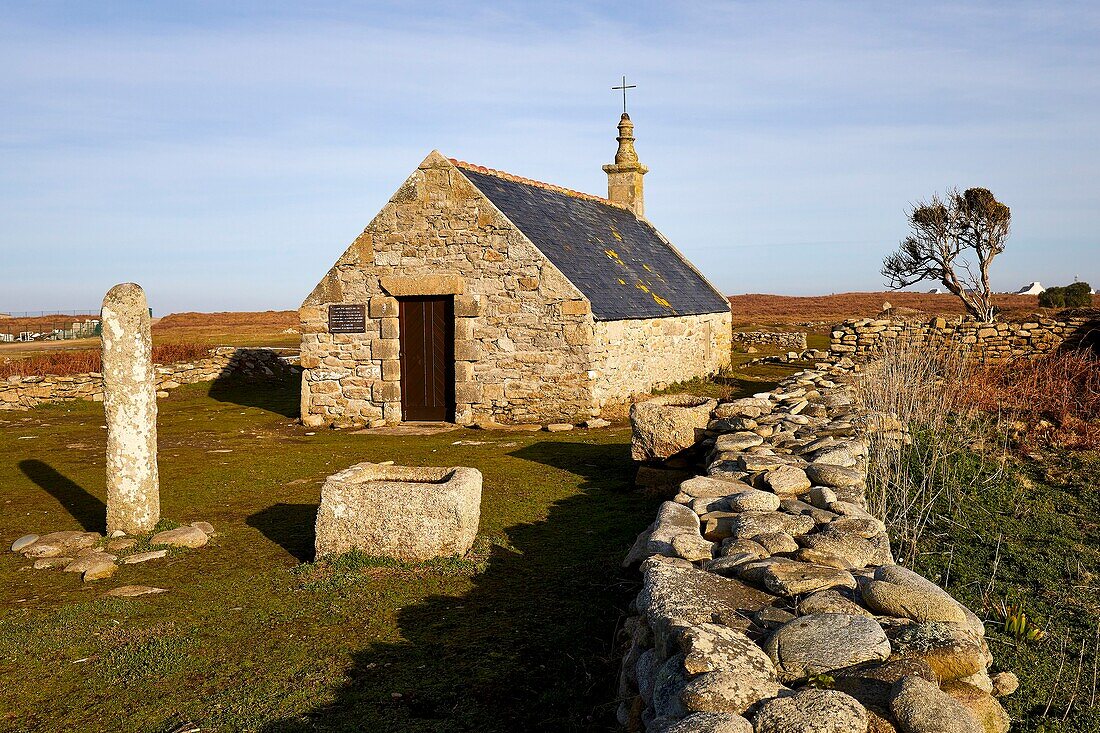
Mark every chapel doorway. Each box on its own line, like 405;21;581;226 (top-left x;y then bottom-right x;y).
398;296;456;422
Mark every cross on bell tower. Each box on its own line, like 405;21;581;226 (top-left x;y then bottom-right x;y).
612;75;636;115
603;76;648;217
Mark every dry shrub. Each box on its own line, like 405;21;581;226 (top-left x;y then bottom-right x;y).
151;343;213;365
855;341;1014;560
0;343;212;378
0;350;103;379
856;343;1099;554
959;352;1100;450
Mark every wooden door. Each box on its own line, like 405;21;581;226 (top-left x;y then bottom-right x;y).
399;296;455;422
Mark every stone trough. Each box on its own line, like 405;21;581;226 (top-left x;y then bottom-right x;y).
631;394;718;464
314;462;482;562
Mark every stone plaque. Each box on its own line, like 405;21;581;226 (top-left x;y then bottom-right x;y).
328;304;366;334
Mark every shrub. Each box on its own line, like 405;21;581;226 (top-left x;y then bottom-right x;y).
958;351;1100;449
854;342;994;560
0;343;212;378
1038;282;1093;309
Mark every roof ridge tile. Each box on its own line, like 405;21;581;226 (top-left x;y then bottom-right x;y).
449;158;627;210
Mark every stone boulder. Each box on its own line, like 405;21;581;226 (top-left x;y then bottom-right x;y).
105;585;168;598
314;462;481;561
150;525;208;549
638;557;778;647
862;580;970;624
757;559;857;596
628;501;715;564
889;676;982;733
763;465;812;496
940;680;1010;733
887;622;988;682
753;688;869;733
652;711;753;733
764;613;890;682
806;462;865;489
873;565;984;636
631;395;718;462
20;531;101;558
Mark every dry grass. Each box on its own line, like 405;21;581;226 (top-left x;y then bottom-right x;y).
152;310;299;348
959;352;1100;450
857;342;1100;556
0;314;99;333
1;310;301;361
153;311;298;329
854;341;1003;560
727;291;1041;325
0;343;212;379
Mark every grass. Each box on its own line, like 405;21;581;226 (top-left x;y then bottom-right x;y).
960;352;1100;450
727;291;1044;325
1;311;299;363
655;347;816;401
904;445;1100;731
0;354;801;732
858;343;1100;730
152;311;300;349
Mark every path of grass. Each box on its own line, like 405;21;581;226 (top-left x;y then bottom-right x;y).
0;377;654;732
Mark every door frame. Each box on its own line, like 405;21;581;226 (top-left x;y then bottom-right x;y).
397;295;456;422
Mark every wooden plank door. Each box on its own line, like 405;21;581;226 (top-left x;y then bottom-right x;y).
398;296;455;422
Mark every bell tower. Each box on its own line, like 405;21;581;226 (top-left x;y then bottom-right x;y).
603;112;648;217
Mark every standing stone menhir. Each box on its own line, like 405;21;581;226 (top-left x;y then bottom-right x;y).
101;283;160;535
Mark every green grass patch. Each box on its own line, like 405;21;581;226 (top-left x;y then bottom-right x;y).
0;362;795;732
896;438;1100;731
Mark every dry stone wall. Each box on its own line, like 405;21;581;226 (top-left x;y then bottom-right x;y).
831;311;1099;360
731;330;807;350
617;362;1015;732
0;348;297;411
592;313;732;407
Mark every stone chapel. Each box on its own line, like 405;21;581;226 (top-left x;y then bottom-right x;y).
298;114;732;428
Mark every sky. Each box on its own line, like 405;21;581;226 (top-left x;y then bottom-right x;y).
2;1;1098;314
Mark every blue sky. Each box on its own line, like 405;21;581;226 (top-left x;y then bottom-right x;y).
2;1;1098;313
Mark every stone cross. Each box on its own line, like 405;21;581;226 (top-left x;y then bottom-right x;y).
101;283;160;534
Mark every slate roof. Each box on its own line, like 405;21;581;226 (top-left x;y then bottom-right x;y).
454;161;730;321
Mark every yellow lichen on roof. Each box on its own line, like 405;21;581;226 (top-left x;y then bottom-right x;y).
652;293;672;309
617;278;626;285
609;225;623;242
635;282;650;294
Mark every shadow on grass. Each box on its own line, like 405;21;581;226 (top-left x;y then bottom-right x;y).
258;440;657;733
207;370;301;419
713;371;786;397
246;503;318;563
18;459;105;532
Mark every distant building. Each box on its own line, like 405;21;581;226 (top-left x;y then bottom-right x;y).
298;114;732;428
1015;282;1045;295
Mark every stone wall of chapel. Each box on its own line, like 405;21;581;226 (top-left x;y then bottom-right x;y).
590;311;732;406
298;153;599;428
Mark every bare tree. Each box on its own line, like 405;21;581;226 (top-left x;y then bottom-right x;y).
882;187;1011;321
